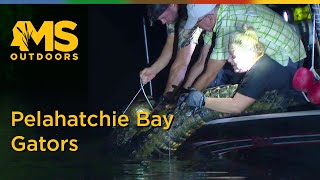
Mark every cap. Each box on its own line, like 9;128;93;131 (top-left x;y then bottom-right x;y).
147;4;170;26
184;4;216;29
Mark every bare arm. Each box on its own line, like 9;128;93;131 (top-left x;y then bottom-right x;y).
164;42;196;94
150;34;175;73
205;93;256;114
193;59;227;90
183;43;211;89
140;34;175;84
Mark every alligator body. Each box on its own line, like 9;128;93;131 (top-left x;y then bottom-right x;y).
113;84;308;159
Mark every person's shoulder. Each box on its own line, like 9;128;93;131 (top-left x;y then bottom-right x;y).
166;23;176;28
255;55;285;75
262;55;283;67
261;54;272;61
251;55;274;71
258;54;275;64
166;23;176;35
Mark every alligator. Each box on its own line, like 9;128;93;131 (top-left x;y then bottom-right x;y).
112;84;310;159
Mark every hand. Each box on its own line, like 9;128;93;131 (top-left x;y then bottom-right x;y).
185;90;206;108
140;67;156;85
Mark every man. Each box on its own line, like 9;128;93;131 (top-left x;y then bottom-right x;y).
140;4;214;102
182;4;306;91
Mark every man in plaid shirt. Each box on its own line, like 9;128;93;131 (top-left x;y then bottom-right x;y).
182;4;307;91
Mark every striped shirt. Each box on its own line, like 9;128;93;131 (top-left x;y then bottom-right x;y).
211;5;306;66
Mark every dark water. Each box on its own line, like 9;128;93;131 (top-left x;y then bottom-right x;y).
4;145;319;179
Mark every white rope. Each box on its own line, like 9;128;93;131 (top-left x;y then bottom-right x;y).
301;13;320;102
302;92;310;102
140;78;154;110
312;13;316;69
122;79;154;114
310;14;320;80
122;87;142;114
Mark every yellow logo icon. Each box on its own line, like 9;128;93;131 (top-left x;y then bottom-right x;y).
10;20;79;61
11;21;78;52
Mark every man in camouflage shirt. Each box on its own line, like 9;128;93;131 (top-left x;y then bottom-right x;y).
140;4;214;102
183;4;307;91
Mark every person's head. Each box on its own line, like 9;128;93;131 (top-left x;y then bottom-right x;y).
147;4;178;26
228;25;265;73
184;4;217;31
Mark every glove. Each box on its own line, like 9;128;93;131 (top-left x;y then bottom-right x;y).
177;87;198;106
159;85;186;105
185;90;206;108
177;93;188;106
158;92;175;105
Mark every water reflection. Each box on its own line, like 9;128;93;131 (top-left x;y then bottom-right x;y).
110;144;320;180
114;159;249;179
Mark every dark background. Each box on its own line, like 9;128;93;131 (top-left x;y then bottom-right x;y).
88;5;167;113
0;5;175;178
0;3;316;149
1;4;319;179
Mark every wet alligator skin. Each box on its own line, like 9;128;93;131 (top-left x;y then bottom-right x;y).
113;84;307;159
115;98;156;145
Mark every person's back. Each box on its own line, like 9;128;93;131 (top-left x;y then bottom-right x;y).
184;24;307;113
183;4;307;91
213;4;306;67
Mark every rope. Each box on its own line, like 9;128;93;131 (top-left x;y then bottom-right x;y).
310;14;320;80
302;92;310;102
312;13;316;69
301;13;319;103
140;78;154;110
122;79;154;114
124;79;171;160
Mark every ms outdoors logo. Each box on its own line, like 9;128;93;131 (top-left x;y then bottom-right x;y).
10;20;78;61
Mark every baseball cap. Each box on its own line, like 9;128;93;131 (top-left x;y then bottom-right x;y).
184;4;216;29
147;4;170;26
